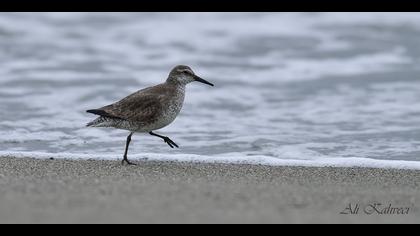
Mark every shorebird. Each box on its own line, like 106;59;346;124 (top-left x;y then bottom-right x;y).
86;65;214;165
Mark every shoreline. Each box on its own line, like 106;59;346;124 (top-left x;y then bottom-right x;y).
2;151;420;171
0;157;419;223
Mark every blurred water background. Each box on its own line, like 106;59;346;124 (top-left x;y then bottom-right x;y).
1;13;420;167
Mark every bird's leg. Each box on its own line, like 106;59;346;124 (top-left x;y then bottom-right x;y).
122;132;137;165
149;131;179;148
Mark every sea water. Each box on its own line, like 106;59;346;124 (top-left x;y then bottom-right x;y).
1;13;420;169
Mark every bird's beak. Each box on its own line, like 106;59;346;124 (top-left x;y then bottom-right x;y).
194;75;214;87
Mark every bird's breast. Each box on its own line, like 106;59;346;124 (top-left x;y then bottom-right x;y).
162;91;185;122
146;89;185;131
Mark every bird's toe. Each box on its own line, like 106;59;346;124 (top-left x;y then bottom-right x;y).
166;141;174;148
164;137;179;148
122;159;137;166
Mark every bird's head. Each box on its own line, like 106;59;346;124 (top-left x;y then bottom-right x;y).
167;65;214;87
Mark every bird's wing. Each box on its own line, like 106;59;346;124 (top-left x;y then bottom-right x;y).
109;92;164;124
87;86;166;125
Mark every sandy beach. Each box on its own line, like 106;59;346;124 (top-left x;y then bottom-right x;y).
0;157;418;224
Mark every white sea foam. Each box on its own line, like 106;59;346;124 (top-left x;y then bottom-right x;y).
2;151;420;170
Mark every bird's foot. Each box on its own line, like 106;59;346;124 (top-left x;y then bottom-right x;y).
164;137;179;148
121;158;137;166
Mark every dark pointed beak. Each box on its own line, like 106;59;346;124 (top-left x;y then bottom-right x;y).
194;75;214;87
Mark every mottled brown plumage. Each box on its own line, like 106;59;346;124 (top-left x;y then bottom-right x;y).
88;84;173;130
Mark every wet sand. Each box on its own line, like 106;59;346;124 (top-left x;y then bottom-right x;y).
0;157;419;223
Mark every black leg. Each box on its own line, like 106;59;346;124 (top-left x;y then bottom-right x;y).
149;131;179;148
122;132;137;165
